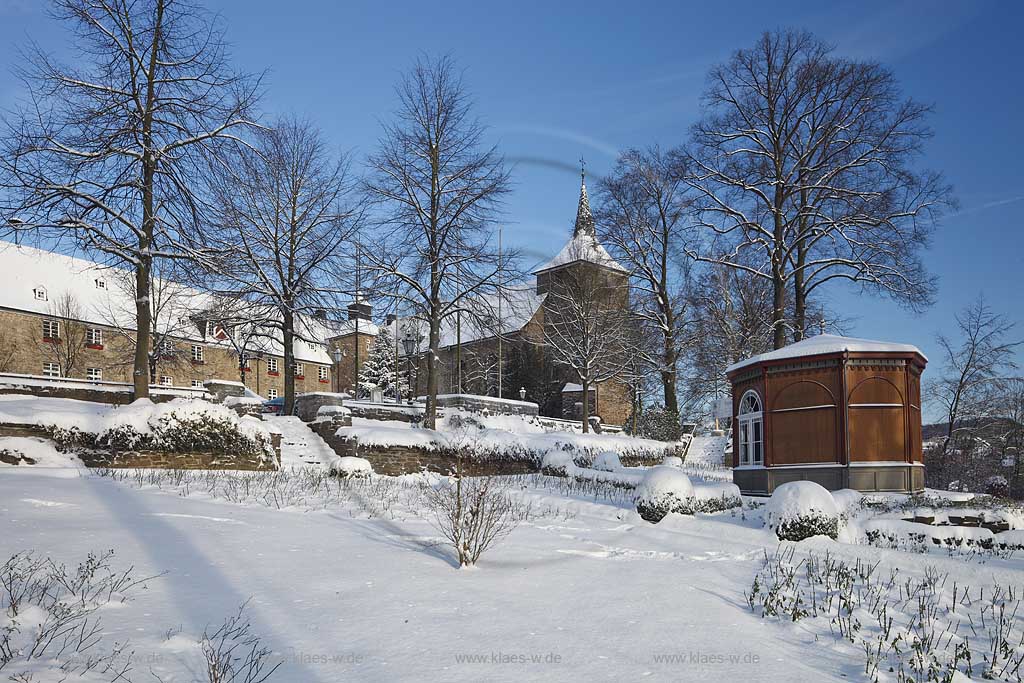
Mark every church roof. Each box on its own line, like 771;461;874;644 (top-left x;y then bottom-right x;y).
726;334;927;374
533;174;628;275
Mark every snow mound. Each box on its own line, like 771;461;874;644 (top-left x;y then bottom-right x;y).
0;436;85;472
592;451;622;472
333;456;373;478
765;481;839;541
661;455;683;468
830;489;864;515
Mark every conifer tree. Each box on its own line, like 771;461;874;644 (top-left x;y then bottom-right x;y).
357;328;407;399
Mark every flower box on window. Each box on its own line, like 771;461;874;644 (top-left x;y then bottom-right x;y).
268;370;279;377
295;375;305;381
42;337;59;344
318;378;330;384
85;343;104;350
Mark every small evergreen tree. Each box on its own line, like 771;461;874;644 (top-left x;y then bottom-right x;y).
357;329;407;399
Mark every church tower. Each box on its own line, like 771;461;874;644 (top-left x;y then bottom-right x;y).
532;168;629;296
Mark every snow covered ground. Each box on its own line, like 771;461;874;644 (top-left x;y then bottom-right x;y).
5;466;1024;682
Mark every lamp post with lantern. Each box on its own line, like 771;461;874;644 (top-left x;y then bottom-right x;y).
332;347;343;394
401;331;416;405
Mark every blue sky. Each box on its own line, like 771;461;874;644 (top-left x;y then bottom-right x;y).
1;0;1021;400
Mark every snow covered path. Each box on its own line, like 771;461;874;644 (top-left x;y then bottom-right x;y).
269;415;339;469
0;470;901;682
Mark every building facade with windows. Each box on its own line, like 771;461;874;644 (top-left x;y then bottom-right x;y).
0;243;373;399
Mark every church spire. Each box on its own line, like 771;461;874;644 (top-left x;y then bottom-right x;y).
573;158;596;237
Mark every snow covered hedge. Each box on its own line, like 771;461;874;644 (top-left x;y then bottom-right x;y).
765;481;840;541
46;399;274;461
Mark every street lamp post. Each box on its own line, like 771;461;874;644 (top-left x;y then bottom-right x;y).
401;331;416;405
519;386;526;402
332;347;343;395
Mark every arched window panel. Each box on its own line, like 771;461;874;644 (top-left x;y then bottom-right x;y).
737;390;764;467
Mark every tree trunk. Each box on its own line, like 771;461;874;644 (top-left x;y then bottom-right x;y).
793;246;807;342
424;313;440;429
581;378;590;434
662;339;679;414
132;0;164;401
772;271;787;350
283;308;295;416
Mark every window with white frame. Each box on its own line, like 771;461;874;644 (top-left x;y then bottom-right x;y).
86;328;102;346
42;362;60;377
737;390;764;467
94;278;106;289
267;388;278;400
267;357;279;373
294;362;304;377
159;376;173;387
318;366;329;381
86;367;102;382
191;380;203;388
191;345;204;362
33;286;47;301
158;339;174;356
42;319;59;340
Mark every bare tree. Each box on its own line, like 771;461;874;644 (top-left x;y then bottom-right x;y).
931;296;1021;478
206;117;360;415
98;260;201;384
365;54;513;429
688;29;954;349
42;292;87;378
595;146;693;414
540;243;631;433
0;0;261;398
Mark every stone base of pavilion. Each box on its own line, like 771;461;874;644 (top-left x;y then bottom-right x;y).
734;462;925;496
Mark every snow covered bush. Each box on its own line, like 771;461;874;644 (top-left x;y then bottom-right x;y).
47;399;275;461
634;466;695;523
765;481;839;541
591;450;622;472
333;456;373;479
986;475;1010;498
690;482;743;513
541;449;577;477
0;549;151;681
626;406;683;442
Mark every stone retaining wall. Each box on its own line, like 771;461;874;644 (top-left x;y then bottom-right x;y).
345;401;427;424
314;425;537;477
77;448;277;470
434;394;538;416
0;422;281;470
295;392;348;422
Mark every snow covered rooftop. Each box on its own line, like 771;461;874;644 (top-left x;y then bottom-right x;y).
533;232;628;275
0;242;334;365
726;334;926;374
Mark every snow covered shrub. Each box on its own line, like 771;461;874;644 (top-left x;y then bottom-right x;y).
201;601;282;683
333;456;373;479
626;406;683;442
634;466;696;523
0;549;151;681
690;482;743;513
986;475;1010;498
47;399;274;461
591;450;622;472
541;450;577;477
424;472;529;567
765;481;839;541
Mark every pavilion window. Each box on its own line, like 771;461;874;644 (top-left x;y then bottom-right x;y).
737;390;764;467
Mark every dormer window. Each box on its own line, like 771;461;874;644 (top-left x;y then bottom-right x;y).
33;286;47;302
94;278;106;290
